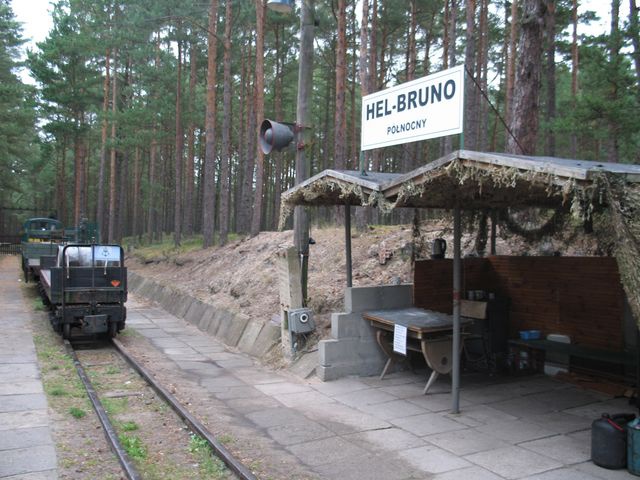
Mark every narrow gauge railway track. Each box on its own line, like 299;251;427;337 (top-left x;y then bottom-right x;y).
65;338;257;480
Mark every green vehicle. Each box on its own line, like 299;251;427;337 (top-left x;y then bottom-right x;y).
20;217;65;283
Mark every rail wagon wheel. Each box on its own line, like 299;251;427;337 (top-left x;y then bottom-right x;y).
108;321;117;338
62;323;71;340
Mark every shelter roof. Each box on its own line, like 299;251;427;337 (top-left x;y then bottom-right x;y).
281;150;640;213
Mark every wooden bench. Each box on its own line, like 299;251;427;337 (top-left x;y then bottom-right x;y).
508;338;638;376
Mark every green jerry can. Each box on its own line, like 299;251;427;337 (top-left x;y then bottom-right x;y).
628;417;640;475
592;413;635;469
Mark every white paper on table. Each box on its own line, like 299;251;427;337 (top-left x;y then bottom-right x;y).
393;324;407;355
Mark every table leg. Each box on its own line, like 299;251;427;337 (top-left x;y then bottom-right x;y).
376;330;400;380
423;371;439;394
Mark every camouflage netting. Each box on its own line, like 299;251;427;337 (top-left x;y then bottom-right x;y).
279;159;640;325
598;174;640;328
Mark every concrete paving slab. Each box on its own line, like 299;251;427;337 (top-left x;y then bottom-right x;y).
254;382;312;396
214;385;266;400
572;461;636;479
232;368;289;385
0;410;49;431
529;388;604;411
425;427;511;456
0;393;48;413
301;402;390;435
313;453;419;480
465;445;563;479
333;388;398;408
214;357;255;369
0;363;40;383
476;418;558;444
356;398;429;420
0;444;57;478
246;406;308;428
273;391;336;408
266;419;333;446
405;392;472;413
520;467;604;479
287;436;366;467
310;377;371;397
432;465;503;480
520;433;590;464
563;398;636;419
226;396;282;414
490;396;557;417
442;404;517;427
0;426;53;451
344;427;426;452
525;411;591;434
1;470;58;479
398;445;471;474
390;412;467;437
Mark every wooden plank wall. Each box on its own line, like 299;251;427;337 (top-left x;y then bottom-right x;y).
414;256;625;351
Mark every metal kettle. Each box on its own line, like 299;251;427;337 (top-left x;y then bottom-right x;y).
431;238;447;259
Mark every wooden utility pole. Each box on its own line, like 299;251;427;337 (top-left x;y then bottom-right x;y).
294;0;315;302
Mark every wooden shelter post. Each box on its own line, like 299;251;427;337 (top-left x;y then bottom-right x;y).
452;205;462;413
345;203;352;288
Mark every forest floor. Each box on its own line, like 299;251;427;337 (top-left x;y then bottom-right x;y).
126;218;601;349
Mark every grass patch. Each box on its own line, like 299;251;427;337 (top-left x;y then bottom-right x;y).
125;232;242;263
102;397;128;416
105;366;121;375
119;421;139;432
189;435;228;478
69;407;86;419
47;385;68;396
32;298;46;311
218;434;234;445
119;434;147;460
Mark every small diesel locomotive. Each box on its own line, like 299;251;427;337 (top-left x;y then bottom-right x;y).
39;244;127;339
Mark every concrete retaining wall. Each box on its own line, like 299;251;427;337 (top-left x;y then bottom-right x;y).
317;284;413;381
127;271;280;359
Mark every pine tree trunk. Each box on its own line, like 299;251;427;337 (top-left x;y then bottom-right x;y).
463;0;478;151
97;49;110;233
505;0;519;146
108;49;118;243
174;40;184;246
219;0;233;245
506;0;546;155
202;0;219;248
251;0;266;236
545;0;556;156
133;146;141;239
570;0;578;157
56;140;66;223
334;0;347;171
630;0;640;89
271;23;284;231
608;0;622;163
184;41;197;236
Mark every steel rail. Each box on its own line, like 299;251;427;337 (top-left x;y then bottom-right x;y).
63;340;142;480
111;338;257;480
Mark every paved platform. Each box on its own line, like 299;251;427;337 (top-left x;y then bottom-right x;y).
126;293;639;480
0;257;57;480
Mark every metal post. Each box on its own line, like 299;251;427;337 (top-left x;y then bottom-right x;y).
293;0;315;303
452;205;462;414
490;209;497;255
345;203;352;288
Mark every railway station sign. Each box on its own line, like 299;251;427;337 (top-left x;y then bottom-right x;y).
360;65;464;151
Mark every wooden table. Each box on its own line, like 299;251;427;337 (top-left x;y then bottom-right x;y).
363;308;472;394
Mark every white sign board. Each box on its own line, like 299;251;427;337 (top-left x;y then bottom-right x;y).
393;324;407;355
361;65;464;151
